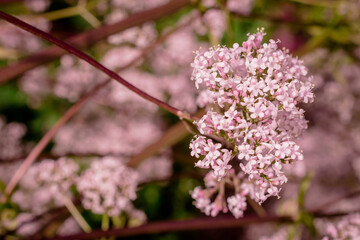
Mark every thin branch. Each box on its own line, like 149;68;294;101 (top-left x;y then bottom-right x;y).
60;194;91;233
1;15;196;197
34;208;360;240
0;11;193;119
77;0;101;28
41;215;294;240
0;0;192;84
35;5;82;21
0;13;197;166
0;153;131;164
2;79;109;198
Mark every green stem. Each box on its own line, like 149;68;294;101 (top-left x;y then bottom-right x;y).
101;213;110;240
78;0;101;27
209;32;219;46
112;216;126;228
38;6;80;21
34;0;100;21
101;213;110;231
61;194;92;233
80;9;101;27
220;4;234;46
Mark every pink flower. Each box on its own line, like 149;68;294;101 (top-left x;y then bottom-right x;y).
190;28;314;217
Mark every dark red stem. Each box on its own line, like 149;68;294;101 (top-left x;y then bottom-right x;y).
0;0;191;84
0;11;192;119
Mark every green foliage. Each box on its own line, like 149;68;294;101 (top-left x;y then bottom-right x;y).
155;5;194;34
297;174;317;237
0;84;27;110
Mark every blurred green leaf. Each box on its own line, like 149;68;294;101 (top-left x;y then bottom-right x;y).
0;84;27;110
298;174;312;210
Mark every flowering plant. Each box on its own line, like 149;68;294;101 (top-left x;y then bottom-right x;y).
0;0;360;239
190;29;314;218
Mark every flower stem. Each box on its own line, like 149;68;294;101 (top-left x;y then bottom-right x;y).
112;216;126;228
101;213;110;231
61;195;92;233
220;3;234;46
35;0;99;21
38;6;80;21
1;11;197;198
0;11;193;121
0;0;192;84
101;213;110;240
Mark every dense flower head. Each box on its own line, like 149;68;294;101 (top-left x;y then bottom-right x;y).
76;157;139;217
12;158;79;214
31;158;79;193
189;29;314;218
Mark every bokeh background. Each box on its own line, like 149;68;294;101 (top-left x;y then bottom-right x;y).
0;0;360;239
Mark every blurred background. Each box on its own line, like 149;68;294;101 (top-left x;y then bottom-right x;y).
0;0;360;239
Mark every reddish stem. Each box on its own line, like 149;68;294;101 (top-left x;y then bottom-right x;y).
41;215;294;240
0;11;192;119
34;210;360;240
0;0;192;84
1;15;196;197
3;79;110;197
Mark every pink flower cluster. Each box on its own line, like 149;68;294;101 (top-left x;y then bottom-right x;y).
12;158;79;214
0;117;27;161
11;155;149;228
190;29;314;217
30;158;79;194
76;157;140;217
191;169;249;218
322;213;360;240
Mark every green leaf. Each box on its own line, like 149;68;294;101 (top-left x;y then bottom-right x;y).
298;173;312;210
301;211;317;236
